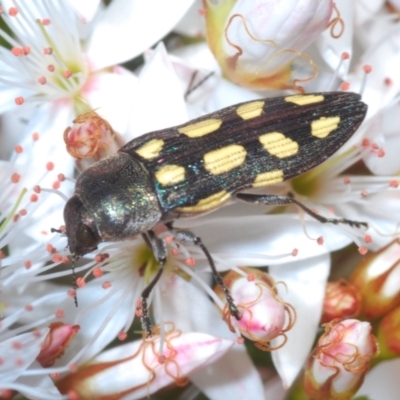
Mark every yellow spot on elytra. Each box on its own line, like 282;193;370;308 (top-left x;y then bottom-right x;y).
178;119;222;138
253;170;284;188
177;191;231;213
259;132;299;158
135;139;164;160
204;144;247;175
311;116;341;139
285;94;324;106
236;100;265;120
155;165;185;186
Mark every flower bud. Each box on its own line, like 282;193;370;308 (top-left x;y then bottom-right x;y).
304;319;379;400
37;322;80;367
204;0;333;90
56;331;234;399
321;280;362;323
64;111;125;171
350;239;400;319
216;268;295;350
377;305;400;360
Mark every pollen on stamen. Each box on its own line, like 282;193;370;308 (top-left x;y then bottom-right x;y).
198;8;207;16
363;65;372;74
11;47;23;56
165;235;174;245
56;309;65;318
364;234;373;243
67;389;79;400
343;177;350;184
317;236;324;245
15;96;24;105
384;77;393;86
63;70;72;78
15;144;23;154
171;248;179;256
12;341;22;349
23;46;30;55
102;281;112;289
58;173;66;182
46;244;56;254
11;173;21;183
34;185;41;193
340;81;350;90
15;358;24;367
361;138;370;147
30;194;38;202
135;299;143;317
158;355;166;364
24;304;33;311
46;162;55;171
32;132;39;141
76;277;86;288
92;267;104;278
361;190;368;198
118;331;127;341
13;214;19;222
236;337;245;345
24;260;32;269
19;209;27;216
185;257;196;266
50;373;60;379
292;248;299;256
377;149;385;157
68;363;78;373
247;273;255;282
68;289;77;299
62;256;69;264
52;181;60;189
38;76;47;85
390;180;399;188
9;7;18;16
341;52;350;60
43;47;53;55
358;246;368;255
47;64;55;72
42;18;51;25
52;254;62;263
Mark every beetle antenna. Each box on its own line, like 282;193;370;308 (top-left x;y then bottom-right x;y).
71;254;78;307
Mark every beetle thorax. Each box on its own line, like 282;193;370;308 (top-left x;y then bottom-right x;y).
74;152;162;241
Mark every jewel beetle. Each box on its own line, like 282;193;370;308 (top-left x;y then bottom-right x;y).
62;91;367;335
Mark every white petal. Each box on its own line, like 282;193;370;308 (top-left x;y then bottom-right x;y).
177;215;351;267
357;358;400;400
66;0;101;22
174;0;206;37
85;67;138;135
189;347;265;400
0;328;49;383
157;272;235;338
269;254;330;388
86;0;195;69
128;43;188;139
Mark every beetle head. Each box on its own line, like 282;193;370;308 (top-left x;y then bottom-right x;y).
64;195;100;258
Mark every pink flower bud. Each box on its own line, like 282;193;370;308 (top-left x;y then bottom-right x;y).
64;111;125;171
377;305;400;360
204;0;333;90
350;239;400;319
56;331;233;398
304;319;379;400
216;268;295;350
321;280;362;323
37;322;80;367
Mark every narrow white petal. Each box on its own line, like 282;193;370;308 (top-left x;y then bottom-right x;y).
190;347;264;400
269;254;330;388
66;0;101;22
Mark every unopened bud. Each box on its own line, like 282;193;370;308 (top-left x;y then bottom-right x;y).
321;280;362;323
216;268;295;350
64;111;124;171
204;0;333;90
350;239;400;319
377;305;400;360
304;319;379;400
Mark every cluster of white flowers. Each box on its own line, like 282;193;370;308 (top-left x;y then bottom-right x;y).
1;1;400;399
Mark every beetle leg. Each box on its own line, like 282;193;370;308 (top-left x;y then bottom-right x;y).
166;222;241;321
140;230;167;337
236;192;368;228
